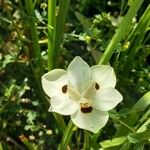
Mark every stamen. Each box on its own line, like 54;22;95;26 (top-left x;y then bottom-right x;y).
80;103;93;113
62;85;67;93
95;82;100;90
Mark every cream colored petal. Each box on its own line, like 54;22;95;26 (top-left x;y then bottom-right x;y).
41;69;68;97
71;108;109;133
67;56;91;90
49;96;79;115
92;88;123;111
91;65;116;89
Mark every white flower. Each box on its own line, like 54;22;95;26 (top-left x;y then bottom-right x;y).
41;56;123;133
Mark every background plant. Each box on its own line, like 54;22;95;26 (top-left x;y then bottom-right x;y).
0;0;150;149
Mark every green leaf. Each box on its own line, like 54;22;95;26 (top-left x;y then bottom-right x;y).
100;136;127;148
137;118;150;133
0;143;3;150
24;124;40;132
0;142;10;150
75;12;92;29
32;101;39;106
115;91;150;137
100;130;150;149
98;0;144;65
122;5;150;75
133;143;144;150
127;133;141;143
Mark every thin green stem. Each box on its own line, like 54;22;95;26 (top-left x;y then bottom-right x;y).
83;131;90;150
98;0;144;65
48;0;56;70
47;0;66;133
25;0;43;76
25;0;33;14
118;120;136;133
23;0;48;111
58;121;76;150
53;0;70;67
91;129;102;146
52;0;71;137
53;113;66;133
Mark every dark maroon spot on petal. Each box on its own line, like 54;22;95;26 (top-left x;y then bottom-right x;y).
80;103;93;113
81;106;93;113
62;85;67;93
95;82;100;90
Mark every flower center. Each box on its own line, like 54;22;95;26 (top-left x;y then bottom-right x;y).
66;84;81;101
80;103;93;113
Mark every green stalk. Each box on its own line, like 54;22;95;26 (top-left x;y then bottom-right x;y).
25;0;43;76
98;0;144;65
48;0;56;70
58;121;76;150
53;113;66;133
83;131;90;150
53;1;73;146
53;0;70;67
122;5;150;76
24;0;48;110
47;0;66;133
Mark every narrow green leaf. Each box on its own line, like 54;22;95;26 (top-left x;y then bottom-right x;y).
58;121;76;150
133;143;144;150
48;0;56;70
98;0;144;65
47;0;68;133
121;5;150;75
100;130;150;149
75;12;92;28
53;0;70;67
0;142;11;150
0;143;3;150
127;133;141;144
137;118;150;133
115;92;150;137
100;136;127;148
25;0;44;76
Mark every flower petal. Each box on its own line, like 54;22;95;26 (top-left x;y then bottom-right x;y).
80;80;96;100
67;56;91;90
92;88;123;111
41;69;68;97
49;96;79;115
91;65;116;89
71;109;109;133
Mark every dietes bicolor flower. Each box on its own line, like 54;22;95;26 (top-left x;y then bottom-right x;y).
41;56;123;133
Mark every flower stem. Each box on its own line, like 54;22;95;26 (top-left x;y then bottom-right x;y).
47;0;56;70
98;0;144;65
53;113;66;133
24;0;48;110
25;0;44;76
47;0;67;133
83;131;90;150
58;121;76;150
53;0;70;67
